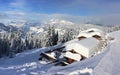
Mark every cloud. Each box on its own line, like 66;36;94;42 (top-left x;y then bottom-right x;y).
2;11;26;23
4;11;26;16
9;0;26;9
1;11;120;26
61;0;120;15
95;14;120;25
24;13;98;24
35;13;120;25
0;13;9;19
0;11;26;24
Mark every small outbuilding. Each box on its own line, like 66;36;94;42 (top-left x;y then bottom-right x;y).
77;28;105;40
64;52;81;64
39;52;56;62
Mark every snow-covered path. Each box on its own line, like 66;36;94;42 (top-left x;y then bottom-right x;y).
93;31;120;75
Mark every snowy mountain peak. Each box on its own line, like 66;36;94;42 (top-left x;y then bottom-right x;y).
9;21;25;28
50;19;74;25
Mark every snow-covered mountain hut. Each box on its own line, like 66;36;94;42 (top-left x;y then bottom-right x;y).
65;37;100;58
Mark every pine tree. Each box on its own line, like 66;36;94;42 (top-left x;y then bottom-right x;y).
9;38;15;58
0;38;2;57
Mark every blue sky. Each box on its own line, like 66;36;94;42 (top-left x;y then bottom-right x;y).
0;0;120;25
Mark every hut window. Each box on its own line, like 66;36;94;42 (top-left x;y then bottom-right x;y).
67;58;76;64
64;57;76;64
68;59;75;64
78;36;86;40
88;30;94;33
80;55;87;60
69;49;78;54
92;35;102;40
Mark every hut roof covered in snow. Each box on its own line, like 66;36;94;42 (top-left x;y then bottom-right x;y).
64;52;81;61
65;37;100;58
44;52;56;60
77;32;91;38
77;28;104;38
83;28;103;33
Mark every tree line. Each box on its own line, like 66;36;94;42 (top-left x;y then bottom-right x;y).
0;25;74;58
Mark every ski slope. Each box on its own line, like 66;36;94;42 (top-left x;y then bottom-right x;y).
0;31;120;75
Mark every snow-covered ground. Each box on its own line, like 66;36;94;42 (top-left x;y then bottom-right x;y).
93;31;120;75
0;30;120;75
30;27;44;34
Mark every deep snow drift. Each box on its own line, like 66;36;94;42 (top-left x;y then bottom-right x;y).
0;30;120;75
